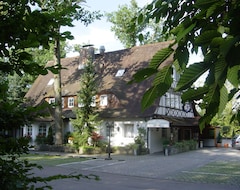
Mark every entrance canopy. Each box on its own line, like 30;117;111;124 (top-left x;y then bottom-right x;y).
147;119;170;128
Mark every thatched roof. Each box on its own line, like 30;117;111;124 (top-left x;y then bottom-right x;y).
25;42;173;120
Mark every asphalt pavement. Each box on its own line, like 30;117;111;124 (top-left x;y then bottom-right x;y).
32;147;240;190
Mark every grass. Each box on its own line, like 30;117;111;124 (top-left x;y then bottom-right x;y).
168;161;240;186
20;153;88;166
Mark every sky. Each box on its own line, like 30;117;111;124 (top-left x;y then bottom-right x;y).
64;0;151;57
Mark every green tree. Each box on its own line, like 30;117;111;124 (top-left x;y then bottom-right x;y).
211;101;239;138
0;0;100;188
131;0;240;131
106;0;169;48
71;47;101;151
37;0;102;145
7;42;68;102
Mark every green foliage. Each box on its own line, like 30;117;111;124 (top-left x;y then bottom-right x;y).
134;127;146;146
217;133;222;143
133;0;240;131
0;137;99;190
35;134;47;145
106;0;170;48
71;56;101;150
46;127;54;145
211;101;239;138
0;0;102;188
172;140;198;152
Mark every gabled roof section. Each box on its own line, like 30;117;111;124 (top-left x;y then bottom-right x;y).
25;41;174;119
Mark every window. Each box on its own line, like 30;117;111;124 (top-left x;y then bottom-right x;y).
68;97;74;108
47;78;54;86
100;95;108;106
27;126;32;136
124;124;134;138
39;124;47;136
91;96;96;107
166;93;170;107
49;98;55;104
165;92;181;109
62;98;65;108
106;126;114;137
175;95;181;109
115;69;125;77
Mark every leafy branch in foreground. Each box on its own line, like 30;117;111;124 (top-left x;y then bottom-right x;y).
132;0;240;131
0;137;99;190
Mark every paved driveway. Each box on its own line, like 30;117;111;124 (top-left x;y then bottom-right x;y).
58;147;240;179
33;148;240;190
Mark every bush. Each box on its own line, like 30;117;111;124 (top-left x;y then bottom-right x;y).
35;134;47;145
168;140;198;155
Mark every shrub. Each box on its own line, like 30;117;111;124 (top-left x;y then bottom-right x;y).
35;134;47;145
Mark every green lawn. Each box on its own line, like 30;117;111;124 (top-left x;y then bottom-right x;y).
168;161;240;186
20;154;88;166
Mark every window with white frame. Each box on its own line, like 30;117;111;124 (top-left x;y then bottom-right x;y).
166;93;170;107
68;97;74;108
165;92;181;109
115;69;125;77
49;98;55;104
91;96;96;107
62;98;64;108
38;124;47;136
124;124;134;138
27;126;32;136
100;94;108;106
47;78;54;86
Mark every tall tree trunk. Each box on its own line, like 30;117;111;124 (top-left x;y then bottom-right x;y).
53;31;63;145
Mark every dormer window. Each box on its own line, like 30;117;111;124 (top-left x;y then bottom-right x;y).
47;78;54;86
68;97;74;108
115;69;125;77
100;94;108;106
49;98;55;104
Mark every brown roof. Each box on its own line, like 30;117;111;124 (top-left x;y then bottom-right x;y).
25;42;174;119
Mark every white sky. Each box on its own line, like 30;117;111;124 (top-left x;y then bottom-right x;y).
64;0;151;57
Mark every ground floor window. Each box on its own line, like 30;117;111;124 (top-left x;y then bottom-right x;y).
27;126;32;136
39;124;47;136
124;124;134;138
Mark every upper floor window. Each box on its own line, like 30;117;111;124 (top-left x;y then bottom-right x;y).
172;67;180;88
47;78;54;86
100;95;108;106
115;69;125;77
91;96;96;107
62;98;65;108
68;97;74;108
49;98;55;104
78;96;96;107
165;92;181;109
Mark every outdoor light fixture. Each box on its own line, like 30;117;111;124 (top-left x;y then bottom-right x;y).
105;121;113;160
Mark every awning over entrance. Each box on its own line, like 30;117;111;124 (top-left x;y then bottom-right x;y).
147;119;170;128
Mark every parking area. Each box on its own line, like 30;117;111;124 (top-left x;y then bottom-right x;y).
56;147;240;184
